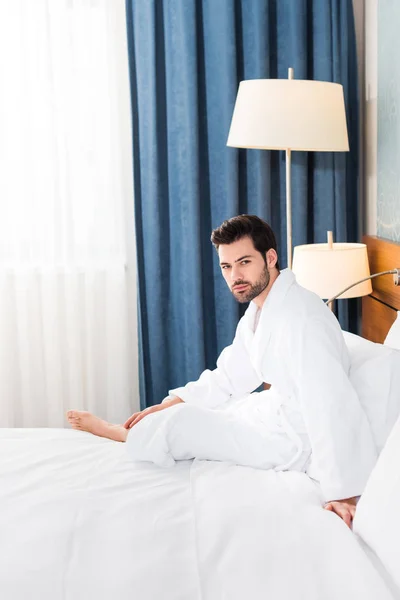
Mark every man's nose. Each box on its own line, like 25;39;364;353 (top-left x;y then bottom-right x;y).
230;265;243;282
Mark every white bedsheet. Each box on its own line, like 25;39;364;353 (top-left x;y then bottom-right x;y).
0;428;396;600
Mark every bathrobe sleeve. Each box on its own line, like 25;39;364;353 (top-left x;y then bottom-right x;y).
288;315;377;503
168;323;262;409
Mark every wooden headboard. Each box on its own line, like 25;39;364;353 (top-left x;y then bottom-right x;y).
362;235;400;343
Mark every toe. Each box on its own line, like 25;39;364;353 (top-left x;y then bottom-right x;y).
71;423;83;430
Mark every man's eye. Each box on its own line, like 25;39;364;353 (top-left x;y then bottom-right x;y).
221;265;230;270
241;261;250;265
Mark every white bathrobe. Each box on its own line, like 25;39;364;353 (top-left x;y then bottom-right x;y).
167;269;377;502
126;269;377;502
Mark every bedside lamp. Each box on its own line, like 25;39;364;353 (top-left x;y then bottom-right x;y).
292;232;400;310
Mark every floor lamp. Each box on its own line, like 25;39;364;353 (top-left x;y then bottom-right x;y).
227;68;349;269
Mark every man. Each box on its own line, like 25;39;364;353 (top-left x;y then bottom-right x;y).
67;215;377;527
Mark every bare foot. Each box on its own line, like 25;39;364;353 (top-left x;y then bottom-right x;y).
66;410;128;442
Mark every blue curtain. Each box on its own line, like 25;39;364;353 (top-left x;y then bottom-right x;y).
125;0;359;408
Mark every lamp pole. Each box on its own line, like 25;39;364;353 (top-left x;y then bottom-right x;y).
286;68;294;269
286;147;292;269
327;231;334;311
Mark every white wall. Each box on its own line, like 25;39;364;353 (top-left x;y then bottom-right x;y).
353;0;377;238
364;0;378;236
352;0;364;240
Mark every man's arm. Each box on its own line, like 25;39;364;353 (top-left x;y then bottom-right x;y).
168;332;261;409
123;396;184;429
124;320;261;428
161;394;183;404
288;315;377;507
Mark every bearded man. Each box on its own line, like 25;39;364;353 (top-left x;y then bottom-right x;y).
67;215;376;527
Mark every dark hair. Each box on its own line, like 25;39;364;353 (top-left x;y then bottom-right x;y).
211;215;280;270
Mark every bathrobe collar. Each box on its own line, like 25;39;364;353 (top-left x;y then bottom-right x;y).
245;269;296;329
241;269;296;376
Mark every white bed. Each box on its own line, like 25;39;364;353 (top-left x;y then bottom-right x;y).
2;235;400;600
0;426;398;600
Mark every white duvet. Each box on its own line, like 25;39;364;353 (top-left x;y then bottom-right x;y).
0;428;396;600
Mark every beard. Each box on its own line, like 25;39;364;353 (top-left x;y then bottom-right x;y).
231;264;270;303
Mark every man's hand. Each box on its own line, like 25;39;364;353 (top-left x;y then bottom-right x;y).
123;396;184;430
324;496;358;528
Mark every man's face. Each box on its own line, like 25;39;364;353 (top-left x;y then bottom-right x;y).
218;237;271;303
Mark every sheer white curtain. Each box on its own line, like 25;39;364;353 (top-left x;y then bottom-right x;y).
0;0;139;427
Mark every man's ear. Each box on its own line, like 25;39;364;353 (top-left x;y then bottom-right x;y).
266;249;278;269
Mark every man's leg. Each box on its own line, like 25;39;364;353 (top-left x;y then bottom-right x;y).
165;404;299;469
125;403;306;472
66;410;128;442
67;403;309;473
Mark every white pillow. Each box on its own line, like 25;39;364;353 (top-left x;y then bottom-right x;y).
342;331;400;454
384;311;400;350
354;412;400;593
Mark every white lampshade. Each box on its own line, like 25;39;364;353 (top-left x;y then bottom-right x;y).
292;242;372;300
227;79;349;151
